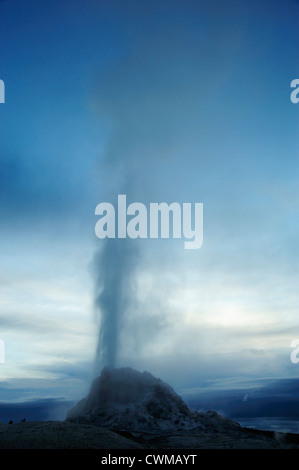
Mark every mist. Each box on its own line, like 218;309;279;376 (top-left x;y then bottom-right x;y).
71;0;299;396
0;0;298;421
90;0;247;373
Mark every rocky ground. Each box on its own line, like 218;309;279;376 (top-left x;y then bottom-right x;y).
1;367;299;449
0;419;299;449
0;420;142;449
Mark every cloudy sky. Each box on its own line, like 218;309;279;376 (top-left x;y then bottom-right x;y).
0;0;299;423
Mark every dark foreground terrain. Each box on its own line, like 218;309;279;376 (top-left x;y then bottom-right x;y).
2;368;299;449
1;419;299;449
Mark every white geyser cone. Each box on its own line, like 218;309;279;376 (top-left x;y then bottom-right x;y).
66;367;239;434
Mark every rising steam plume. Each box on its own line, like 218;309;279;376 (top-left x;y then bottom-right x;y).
94;237;138;370
92;0;244;373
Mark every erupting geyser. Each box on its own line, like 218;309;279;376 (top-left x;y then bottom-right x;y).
66;367;240;435
93;238;138;371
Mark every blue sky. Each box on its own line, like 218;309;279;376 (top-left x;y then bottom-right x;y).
0;0;299;423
